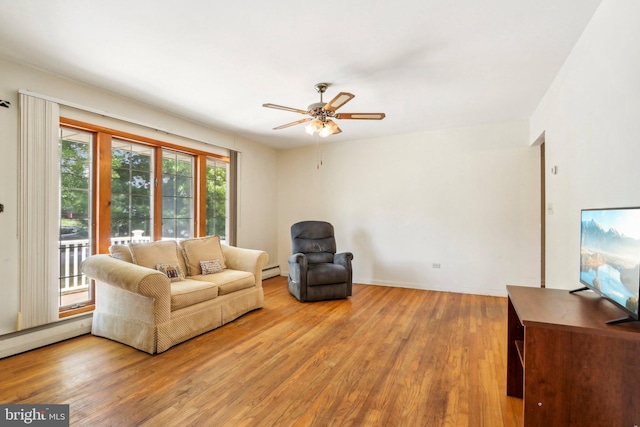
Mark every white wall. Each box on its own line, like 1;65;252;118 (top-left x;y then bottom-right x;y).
0;57;278;336
277;121;540;296
234;135;278;262
530;0;640;290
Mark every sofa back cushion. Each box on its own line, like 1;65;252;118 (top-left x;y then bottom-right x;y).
180;235;227;276
130;240;184;274
109;244;133;263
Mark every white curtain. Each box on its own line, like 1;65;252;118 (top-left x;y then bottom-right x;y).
18;93;60;330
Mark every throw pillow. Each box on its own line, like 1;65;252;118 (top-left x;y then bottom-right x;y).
180;235;227;276
156;263;184;282
200;259;224;275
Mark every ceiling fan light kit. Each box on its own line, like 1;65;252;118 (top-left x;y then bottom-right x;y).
263;82;385;138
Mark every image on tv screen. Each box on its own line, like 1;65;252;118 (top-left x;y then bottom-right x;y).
581;208;640;317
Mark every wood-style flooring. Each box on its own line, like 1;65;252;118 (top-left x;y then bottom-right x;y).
0;276;523;426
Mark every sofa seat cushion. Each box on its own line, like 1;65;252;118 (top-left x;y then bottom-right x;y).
307;263;347;286
170;279;219;311
188;269;255;296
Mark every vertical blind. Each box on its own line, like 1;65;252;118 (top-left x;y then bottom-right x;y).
228;150;238;246
18;93;60;330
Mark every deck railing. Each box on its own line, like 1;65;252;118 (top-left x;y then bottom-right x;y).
59;236;152;295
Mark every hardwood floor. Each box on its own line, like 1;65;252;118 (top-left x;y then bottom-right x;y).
0;276;523;426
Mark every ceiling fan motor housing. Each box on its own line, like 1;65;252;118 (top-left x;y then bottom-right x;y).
307;101;331;119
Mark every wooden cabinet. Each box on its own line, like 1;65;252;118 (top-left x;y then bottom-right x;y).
506;285;640;427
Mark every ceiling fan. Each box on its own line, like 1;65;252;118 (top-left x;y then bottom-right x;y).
263;83;385;138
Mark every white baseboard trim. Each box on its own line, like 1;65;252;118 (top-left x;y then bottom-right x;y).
0;314;92;359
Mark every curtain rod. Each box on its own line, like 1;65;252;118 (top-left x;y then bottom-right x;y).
18;89;239;153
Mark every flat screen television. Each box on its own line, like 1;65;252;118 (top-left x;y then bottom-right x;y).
574;207;640;324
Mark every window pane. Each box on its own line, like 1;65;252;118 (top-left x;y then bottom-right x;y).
130;151;152;171
59;128;93;309
162;219;177;239
162;175;175;197
176;176;191;197
205;158;228;241
162;197;176;218
131;220;152;239
111;139;154;244
162;150;194;240
176;219;192;239
111;219;131;239
111;168;131;193
131;171;152;195
162;156;176;174
176;197;192;219
176;157;192;176
111;193;129;217
131;195;151;219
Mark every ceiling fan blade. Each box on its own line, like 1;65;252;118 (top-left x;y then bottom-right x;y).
323;92;355;112
263;103;308;115
273;117;312;130
334;113;386;120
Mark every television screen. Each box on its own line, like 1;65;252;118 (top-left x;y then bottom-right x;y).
580;207;640;322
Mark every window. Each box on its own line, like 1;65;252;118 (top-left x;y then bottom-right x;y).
58;118;231;316
205;158;228;241
111;140;155;242
162;150;194;240
58;128;93;310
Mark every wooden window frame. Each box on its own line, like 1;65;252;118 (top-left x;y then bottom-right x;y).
58;117;229;316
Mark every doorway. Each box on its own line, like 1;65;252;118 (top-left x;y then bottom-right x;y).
535;133;546;288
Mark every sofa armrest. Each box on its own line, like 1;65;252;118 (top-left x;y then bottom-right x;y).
221;245;269;286
82;254;168;294
81;254;172;323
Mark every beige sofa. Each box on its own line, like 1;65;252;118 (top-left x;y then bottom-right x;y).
81;236;268;354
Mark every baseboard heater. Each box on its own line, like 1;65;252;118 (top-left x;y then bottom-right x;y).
0;314;92;359
263;265;281;280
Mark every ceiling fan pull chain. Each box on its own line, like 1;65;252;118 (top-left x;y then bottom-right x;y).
316;135;322;169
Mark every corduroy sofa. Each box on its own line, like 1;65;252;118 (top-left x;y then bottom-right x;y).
81;236;268;354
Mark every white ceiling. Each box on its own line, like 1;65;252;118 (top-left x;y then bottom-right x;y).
0;0;602;149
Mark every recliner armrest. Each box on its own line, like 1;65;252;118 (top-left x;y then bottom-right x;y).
288;252;308;267
288;253;307;284
334;252;354;295
334;252;353;268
